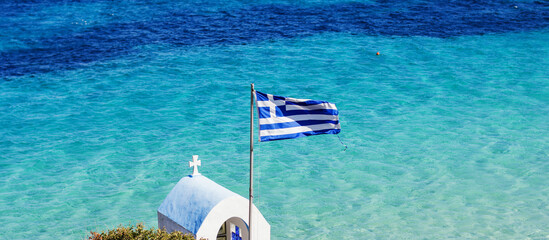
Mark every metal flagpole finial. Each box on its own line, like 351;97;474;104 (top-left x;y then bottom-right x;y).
189;155;201;176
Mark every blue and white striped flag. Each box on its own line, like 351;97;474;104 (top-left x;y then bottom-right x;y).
255;91;340;142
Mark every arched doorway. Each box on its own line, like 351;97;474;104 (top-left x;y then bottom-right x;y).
216;217;249;240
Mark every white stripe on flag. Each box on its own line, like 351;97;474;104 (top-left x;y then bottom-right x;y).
257;100;285;107
285;97;311;102
259;114;339;124
259;123;340;136
285;102;337;111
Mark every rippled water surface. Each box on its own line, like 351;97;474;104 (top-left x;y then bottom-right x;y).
1;0;548;239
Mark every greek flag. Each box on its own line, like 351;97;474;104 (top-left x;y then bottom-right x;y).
256;91;340;142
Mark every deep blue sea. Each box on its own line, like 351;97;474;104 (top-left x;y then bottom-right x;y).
1;0;548;239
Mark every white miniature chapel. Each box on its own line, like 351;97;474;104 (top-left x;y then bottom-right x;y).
157;155;270;240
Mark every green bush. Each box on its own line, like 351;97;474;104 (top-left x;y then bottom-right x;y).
88;223;195;240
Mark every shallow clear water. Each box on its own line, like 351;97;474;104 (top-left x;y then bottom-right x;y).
1;1;548;239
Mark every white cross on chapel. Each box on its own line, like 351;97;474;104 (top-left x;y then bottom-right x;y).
189;155;201;176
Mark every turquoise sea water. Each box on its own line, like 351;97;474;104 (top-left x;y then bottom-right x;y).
1;1;548;239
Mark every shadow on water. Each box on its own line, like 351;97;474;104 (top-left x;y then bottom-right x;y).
1;0;548;77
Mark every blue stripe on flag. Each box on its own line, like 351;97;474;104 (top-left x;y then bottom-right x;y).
285;100;329;105
259;129;341;142
260;120;340;130
258;108;338;118
258;107;338;119
283;109;338;116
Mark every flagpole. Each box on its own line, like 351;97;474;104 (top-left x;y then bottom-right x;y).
249;83;254;240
